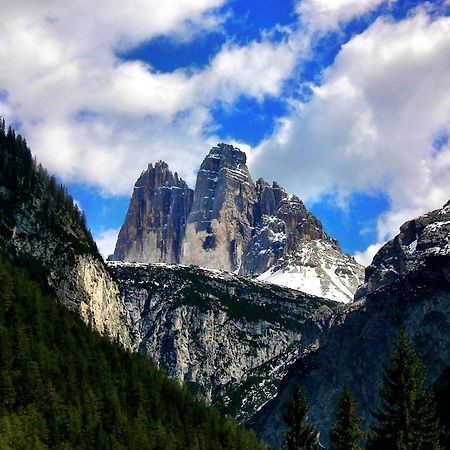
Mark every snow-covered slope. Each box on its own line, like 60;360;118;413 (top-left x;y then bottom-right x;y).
256;239;363;303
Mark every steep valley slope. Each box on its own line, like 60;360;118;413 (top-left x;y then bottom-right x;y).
0;126;133;347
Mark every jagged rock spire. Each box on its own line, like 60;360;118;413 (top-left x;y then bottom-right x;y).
112;160;193;263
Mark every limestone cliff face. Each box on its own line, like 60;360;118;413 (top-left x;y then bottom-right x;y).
59;255;129;340
109;261;339;421
113;161;193;263
251;200;450;448
181;144;256;272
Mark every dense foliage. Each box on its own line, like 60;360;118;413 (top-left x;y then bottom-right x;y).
283;385;319;450
367;328;441;450
0;255;266;450
0;118;98;261
329;385;364;450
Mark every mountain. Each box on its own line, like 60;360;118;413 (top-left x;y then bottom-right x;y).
250;200;450;447
108;261;341;424
112;161;193;263
182;143;256;272
0;124;132;347
113;143;364;303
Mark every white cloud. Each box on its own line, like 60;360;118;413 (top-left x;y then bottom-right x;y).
296;0;393;32
201;39;298;102
95;228;121;259
353;242;383;266
252;9;450;260
0;0;301;195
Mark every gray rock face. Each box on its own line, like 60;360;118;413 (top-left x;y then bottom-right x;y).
109;261;341;421
251;200;450;448
240;180;364;302
113;144;364;302
181;143;256;272
355;200;450;299
113;161;193;263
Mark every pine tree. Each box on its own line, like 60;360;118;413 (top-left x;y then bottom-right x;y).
367;327;441;450
283;385;319;450
329;385;364;450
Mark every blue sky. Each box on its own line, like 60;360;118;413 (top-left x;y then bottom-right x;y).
1;0;450;264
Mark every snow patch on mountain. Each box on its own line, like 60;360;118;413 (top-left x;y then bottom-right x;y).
256;240;364;303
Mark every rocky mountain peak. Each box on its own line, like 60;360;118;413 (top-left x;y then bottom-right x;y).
136;160;186;189
240;179;363;302
182;143;256;272
208;142;248;167
355;199;450;300
112;144;364;302
112;161;193;264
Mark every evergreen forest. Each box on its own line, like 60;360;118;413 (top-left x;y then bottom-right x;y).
0;255;266;450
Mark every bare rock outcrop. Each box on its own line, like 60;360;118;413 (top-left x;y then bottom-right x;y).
113;161;193;263
181;143;256;272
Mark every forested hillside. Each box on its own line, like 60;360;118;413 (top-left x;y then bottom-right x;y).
0;119;132;344
0;119;97;262
0;255;266;449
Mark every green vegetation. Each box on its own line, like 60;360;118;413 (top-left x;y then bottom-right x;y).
283;385;319;450
0;118;99;262
284;329;447;449
0;255;266;449
367;327;441;450
329;385;364;450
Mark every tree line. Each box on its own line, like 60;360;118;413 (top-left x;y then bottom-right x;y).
282;327;447;449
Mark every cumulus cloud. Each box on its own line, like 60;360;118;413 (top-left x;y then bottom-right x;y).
252;9;450;264
0;0;302;195
296;0;393;32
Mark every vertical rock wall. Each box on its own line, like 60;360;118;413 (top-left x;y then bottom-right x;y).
181;144;256;272
113;161;193;263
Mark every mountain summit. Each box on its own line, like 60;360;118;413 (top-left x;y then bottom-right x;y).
182;144;256;272
112;144;364;302
112;161;194;263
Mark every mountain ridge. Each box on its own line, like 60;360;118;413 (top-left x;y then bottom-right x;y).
112;143;364;303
